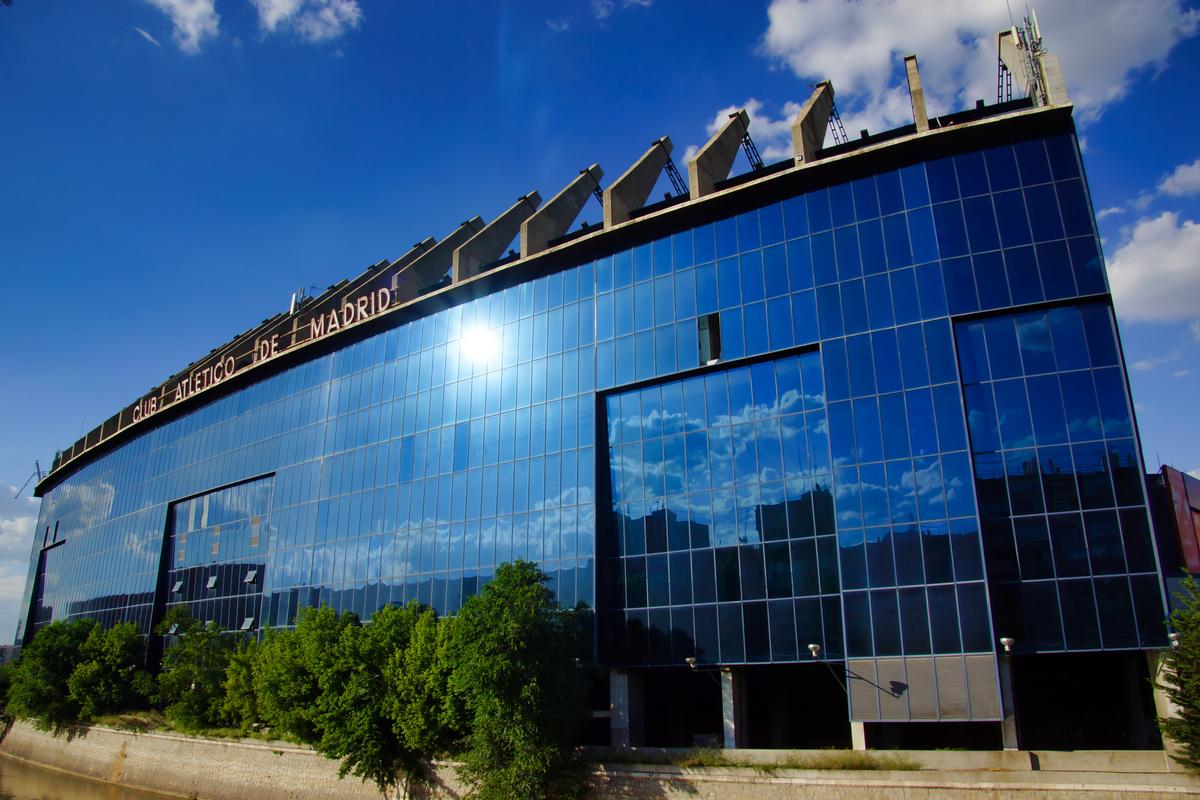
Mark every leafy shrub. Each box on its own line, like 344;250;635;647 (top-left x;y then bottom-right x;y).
156;607;234;730
1159;574;1200;771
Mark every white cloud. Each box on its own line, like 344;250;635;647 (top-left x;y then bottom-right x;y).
251;0;363;43
1108;212;1200;323
143;0;219;54
546;18;571;33
1173;369;1192;378
592;0;652;20
1097;206;1125;220
760;0;1199;136
132;27;162;47
1191;320;1200;341
1160;158;1200;197
0;487;39;644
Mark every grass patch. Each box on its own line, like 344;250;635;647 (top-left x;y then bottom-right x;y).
591;748;919;772
91;710;168;733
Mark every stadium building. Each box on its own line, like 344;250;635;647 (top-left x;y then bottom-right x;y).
19;26;1185;752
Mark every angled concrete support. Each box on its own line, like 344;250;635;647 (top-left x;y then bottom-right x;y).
1038;52;1069;105
791;81;835;164
520;165;603;258
453;193;541;282
604;137;673;228
390;237;437;272
393;218;484;302
904;55;930;132
688;109;749;200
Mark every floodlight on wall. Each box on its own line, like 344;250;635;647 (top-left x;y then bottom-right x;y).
807;643;821;659
1169;632;1181;650
685;656;698;670
1000;636;1015;654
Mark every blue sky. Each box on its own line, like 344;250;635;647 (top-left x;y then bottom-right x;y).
1;0;1198;642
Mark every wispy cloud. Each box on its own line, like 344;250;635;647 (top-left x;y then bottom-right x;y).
1160;158;1200;197
0;486;38;644
142;0;220;55
1173;369;1192;378
592;0;652;21
132;26;162;47
251;0;363;43
546;18;572;33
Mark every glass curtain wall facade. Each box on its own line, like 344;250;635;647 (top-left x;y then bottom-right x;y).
21;118;1169;731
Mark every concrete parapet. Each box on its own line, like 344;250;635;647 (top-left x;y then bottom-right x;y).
904;55;929;132
393;218;483;302
791;81;834;164
688;109;750;200
604;137;673;228
453;193;541;282
389;237;436;272
520;165;603;258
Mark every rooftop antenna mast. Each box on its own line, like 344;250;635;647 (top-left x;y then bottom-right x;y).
14;460;43;499
998;6;1048;105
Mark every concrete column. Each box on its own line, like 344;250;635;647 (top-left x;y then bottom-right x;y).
688;109;749;200
392;219;484;302
720;667;746;749
610;668;643;748
790;81;834;164
604;137;673;228
850;722;867;751
904;55;929;132
1148;651;1184;759
998;654;1019;751
520;165;603;258
453;193;541;283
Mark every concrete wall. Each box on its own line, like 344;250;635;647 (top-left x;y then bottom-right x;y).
1;721;1197;800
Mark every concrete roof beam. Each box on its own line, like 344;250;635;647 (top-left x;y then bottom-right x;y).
603;137;673;228
904;55;930;133
520;165;603;258
393;218;484;301
791;81;835;165
453;193;541;282
688;109;750;200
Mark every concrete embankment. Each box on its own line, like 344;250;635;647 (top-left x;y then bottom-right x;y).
2;720;1199;799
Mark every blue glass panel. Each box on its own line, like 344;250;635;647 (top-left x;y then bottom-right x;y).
808;188;832;232
738;210;762;252
1064;236;1105;298
924;319;957;384
927;157;959;203
1006;449;1044;515
716;217;738;259
1047;307;1090;371
830;183;856;228
843;591;872;656
955;152;989;197
932;384;967;452
1037;241;1076;300
871;589;902;654
984;145;1020;191
1014;517;1054;579
865;274;895;329
782;195;808;239
963;195;1000;253
871;329;902;393
828;401;856;466
1060;371;1102;441
842;280;870;335
767;296;794;350
740;250;765;303
908;206;940;264
859;219;886;276
880;394;910;459
743;302;768;356
983;316;1022;379
853;177;880;220
943;257;979;314
653;276;675;325
891;268;921;325
835;225;862;280
877;171;904;215
812;231;837;285
932;202;969;258
764;244;789;297
1055;180;1092;237
787;237;814;291
898;587;931;653
955;321;989;384
1048;512;1088;576
994;379;1034;449
760;202;785;246
615;249;634;287
673;229;695;270
906;389;939;457
1027;375;1069;446
949;518;983;580
994;190;1033;247
1025;184;1064;242
792;290;819;345
853;398;884;463
1004;246;1043;305
882;212;914;268
634;243;653;283
675;268;697;319
916;262;949;319
897;324;930;389
928;585;961;653
1015;312;1055;374
901;163;930;208
846;335;877;397
1015;139;1052;185
817;284;844;338
1096;576;1138;648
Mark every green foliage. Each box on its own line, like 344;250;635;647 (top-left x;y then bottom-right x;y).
7;618;97;729
67;621;152;720
1160;575;1200;771
387;606;463;758
0;662;13;718
253;606;356;743
220;639;260;732
312;602;427;796
156;607;234;730
448;560;588;800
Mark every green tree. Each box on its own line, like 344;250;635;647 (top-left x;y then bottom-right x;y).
312;603;429;797
156;607;234;730
67;621;152;720
253;606;355;743
7;618;97;730
1160;575;1200;770
221;638;260;732
388;607;463;758
448;561;588;800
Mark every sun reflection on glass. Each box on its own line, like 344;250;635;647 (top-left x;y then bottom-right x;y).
459;326;499;363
